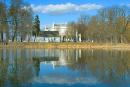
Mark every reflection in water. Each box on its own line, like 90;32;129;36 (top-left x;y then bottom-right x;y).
0;48;130;87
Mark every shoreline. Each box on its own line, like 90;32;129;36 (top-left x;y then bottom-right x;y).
0;42;130;50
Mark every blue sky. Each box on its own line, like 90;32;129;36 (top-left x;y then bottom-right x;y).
26;0;130;28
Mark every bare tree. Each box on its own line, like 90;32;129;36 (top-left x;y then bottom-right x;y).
67;6;130;43
77;15;90;41
0;1;8;44
9;0;33;42
67;22;77;41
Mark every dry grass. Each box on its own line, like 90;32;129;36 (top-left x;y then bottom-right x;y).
0;42;130;50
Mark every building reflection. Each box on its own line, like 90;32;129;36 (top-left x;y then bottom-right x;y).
32;49;81;69
0;48;130;87
32;49;130;84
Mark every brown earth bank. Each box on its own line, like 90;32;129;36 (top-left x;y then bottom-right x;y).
0;42;130;50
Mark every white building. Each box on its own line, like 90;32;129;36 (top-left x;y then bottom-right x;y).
24;23;82;42
44;23;68;42
28;31;60;42
45;23;67;35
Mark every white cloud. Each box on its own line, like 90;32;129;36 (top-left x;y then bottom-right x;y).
128;4;130;7
31;3;103;15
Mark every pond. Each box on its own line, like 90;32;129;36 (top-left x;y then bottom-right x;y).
0;48;130;87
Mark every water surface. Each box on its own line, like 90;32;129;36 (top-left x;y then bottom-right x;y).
0;48;130;87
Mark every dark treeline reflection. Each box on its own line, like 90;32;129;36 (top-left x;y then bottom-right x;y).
67;50;130;84
0;49;34;87
0;48;130;87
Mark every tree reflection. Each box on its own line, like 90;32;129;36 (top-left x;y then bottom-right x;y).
33;57;40;76
0;49;8;87
0;48;130;87
66;49;130;84
0;48;35;87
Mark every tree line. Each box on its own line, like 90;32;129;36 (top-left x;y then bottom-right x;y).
1;1;129;44
0;0;40;44
67;6;130;43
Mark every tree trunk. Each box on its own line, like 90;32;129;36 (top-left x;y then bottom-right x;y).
12;30;17;42
1;32;3;43
119;34;123;43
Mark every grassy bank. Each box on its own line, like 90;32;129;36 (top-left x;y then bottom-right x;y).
0;42;130;50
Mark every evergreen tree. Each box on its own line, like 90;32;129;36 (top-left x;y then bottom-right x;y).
33;15;40;37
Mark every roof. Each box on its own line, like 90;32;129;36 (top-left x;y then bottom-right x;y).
39;31;59;37
33;57;59;62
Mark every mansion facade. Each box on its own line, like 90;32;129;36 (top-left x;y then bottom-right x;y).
29;23;68;42
25;23;81;42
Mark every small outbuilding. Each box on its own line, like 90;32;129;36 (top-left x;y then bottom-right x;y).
35;31;60;42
